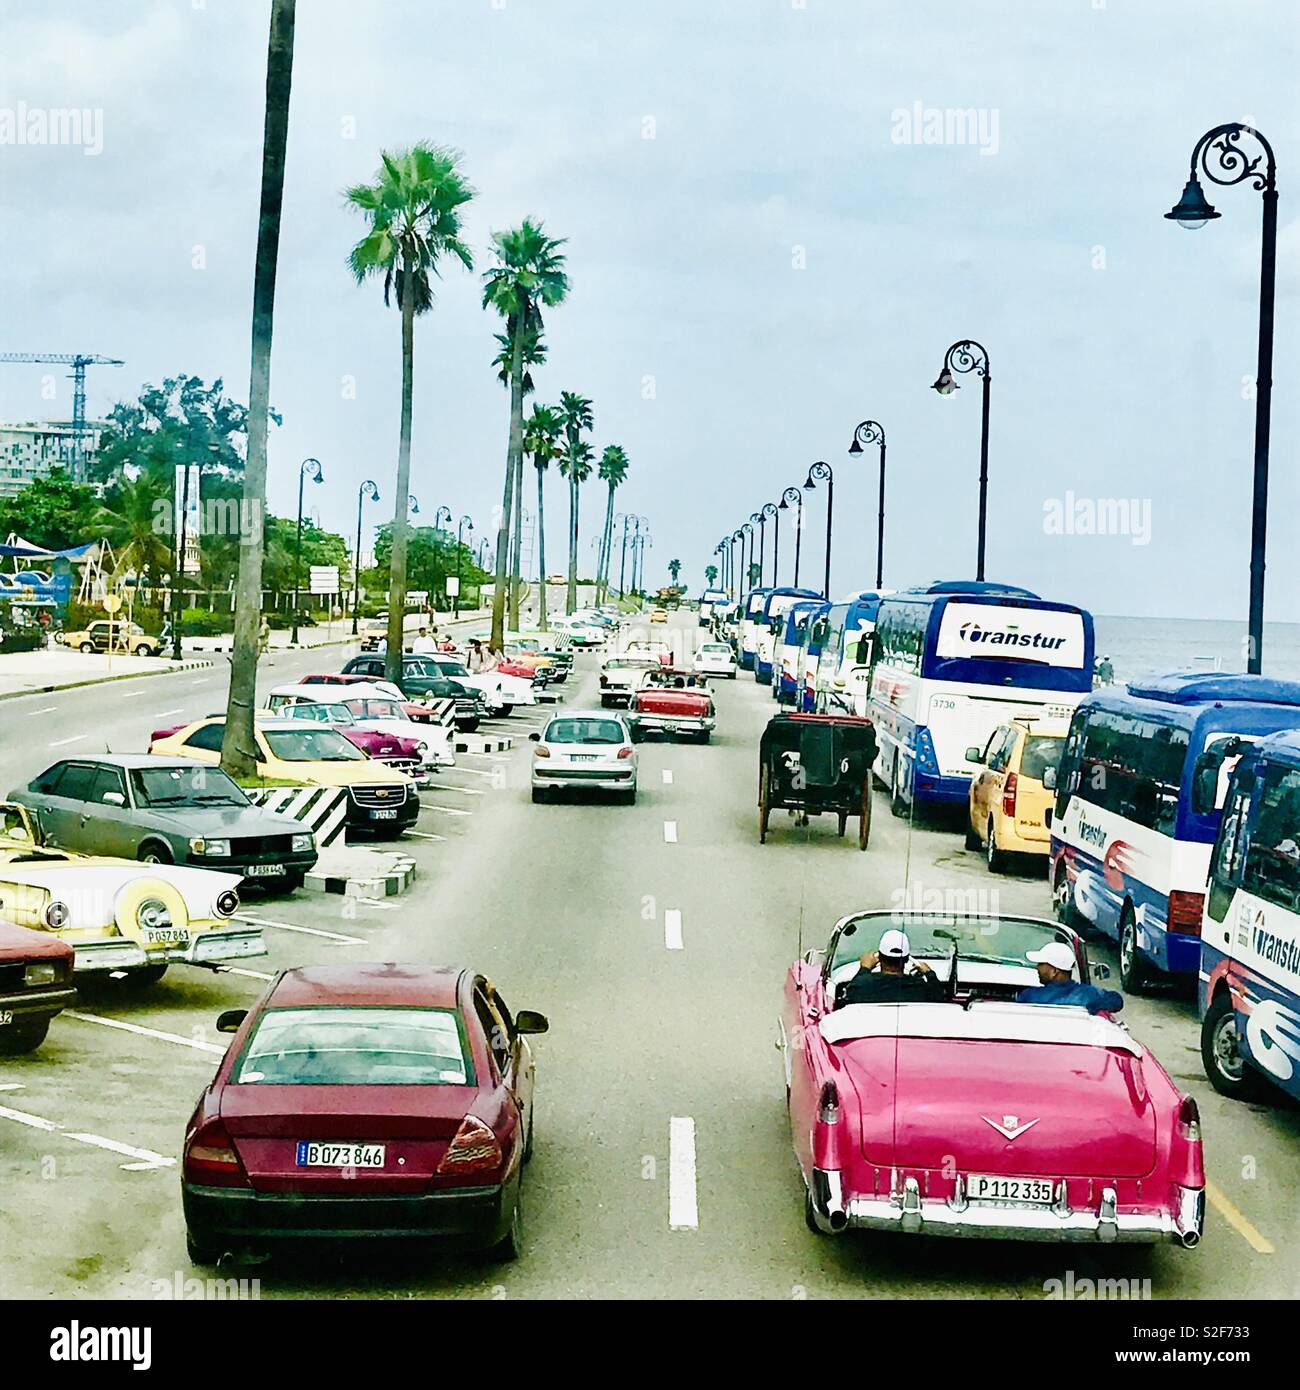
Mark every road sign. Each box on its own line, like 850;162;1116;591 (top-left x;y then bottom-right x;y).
309;566;340;595
445;577;461;598
102;594;122;614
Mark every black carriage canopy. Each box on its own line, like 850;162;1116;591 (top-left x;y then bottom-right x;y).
761;712;877;788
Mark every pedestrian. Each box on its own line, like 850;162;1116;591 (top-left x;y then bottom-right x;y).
258;615;271;655
412;625;437;655
467;638;486;672
1096;654;1115;685
1017;942;1123;1015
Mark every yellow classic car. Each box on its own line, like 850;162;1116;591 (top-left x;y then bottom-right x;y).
0;802;259;983
59;619;163;657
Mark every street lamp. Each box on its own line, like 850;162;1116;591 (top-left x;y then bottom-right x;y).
848;421;887;589
452;515;473;618
636;530;653;595
730;528;744;598
742;521;755;590
291;457;323;646
778;486;803;588
408;496;419;517
434;505;452;533
761;501;779;588
1165;123;1278;673
932;339;992;581
616;514;632;599
351;479;380;635
803;462;834;599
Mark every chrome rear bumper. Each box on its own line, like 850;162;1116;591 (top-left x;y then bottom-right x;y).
72;925;267;973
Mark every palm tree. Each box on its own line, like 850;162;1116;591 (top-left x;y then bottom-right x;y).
220;0;295;778
668;558;682;586
705;564;718;587
482;219;569;647
595;445;629;602
523;403;562;630
556;391;593;614
346;143;474;683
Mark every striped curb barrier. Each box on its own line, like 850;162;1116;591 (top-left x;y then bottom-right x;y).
243;785;349;846
305;852;415;898
454;734;513;754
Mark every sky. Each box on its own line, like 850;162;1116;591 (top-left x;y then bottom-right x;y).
1;0;1297;623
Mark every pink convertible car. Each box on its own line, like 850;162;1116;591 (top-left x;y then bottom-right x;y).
780;910;1205;1247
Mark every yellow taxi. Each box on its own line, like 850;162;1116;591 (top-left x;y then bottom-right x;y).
60;619;162;656
149;716;419;836
650;608;669;624
965;718;1068;873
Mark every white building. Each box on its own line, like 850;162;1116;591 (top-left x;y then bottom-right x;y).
0;420;102;497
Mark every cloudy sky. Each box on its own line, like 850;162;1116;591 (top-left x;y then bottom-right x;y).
2;0;1297;622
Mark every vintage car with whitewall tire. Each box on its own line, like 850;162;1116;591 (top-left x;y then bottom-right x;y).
0;921;77;1053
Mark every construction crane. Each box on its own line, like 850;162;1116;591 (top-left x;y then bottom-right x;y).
0;352;124;471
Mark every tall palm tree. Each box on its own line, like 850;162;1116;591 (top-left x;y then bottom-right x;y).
705;564;719;587
668;558;682;585
556;391;593;614
482;219;569;647
221;0;295;778
595;445;629;602
346;143;474;683
493;324;545;631
523;403;562;631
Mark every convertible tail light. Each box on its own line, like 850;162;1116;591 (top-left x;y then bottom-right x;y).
818;1081;839;1125
1177;1096;1202;1143
183;1120;249;1188
617;746;634;760
1002;772;1018;819
436;1115;503;1175
1168;891;1205;938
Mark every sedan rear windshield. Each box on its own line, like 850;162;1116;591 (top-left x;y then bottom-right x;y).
1020;735;1064;781
234;1007;472;1086
547;719;626;745
131;766;248;807
345;699;404;720
263;729;366;762
701;644;730;655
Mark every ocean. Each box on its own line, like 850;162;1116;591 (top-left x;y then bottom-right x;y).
1095;617;1300;684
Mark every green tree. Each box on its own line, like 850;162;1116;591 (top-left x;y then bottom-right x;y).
595;445;629;602
347;143;474;681
557;391;593;614
668;558;682;585
220;0;296;778
704;564;718;587
0;470;98;550
481;219;569;645
523;403;562;632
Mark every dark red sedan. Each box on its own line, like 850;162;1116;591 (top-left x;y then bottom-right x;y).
182;963;547;1264
0;922;76;1055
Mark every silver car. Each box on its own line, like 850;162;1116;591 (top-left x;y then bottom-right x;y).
530;712;639;804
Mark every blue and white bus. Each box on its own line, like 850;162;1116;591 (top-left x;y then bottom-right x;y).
754;587;823;684
1051;673;1300;995
698;588;730;627
1199;730;1300;1104
868;582;1093;815
737;588;773;671
811;592;889;716
774;599;829;705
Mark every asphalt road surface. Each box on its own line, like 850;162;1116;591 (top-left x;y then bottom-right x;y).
1;612;1295;1300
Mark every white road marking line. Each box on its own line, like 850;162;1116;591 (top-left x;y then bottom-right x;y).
0;1103;174;1171
234;912;366;945
458;751;511;762
220;966;274;981
668;1116;698;1230
425;783;484;796
27;706;58;716
663;820;678;843
440;765;500;778
662;770;674;785
404;829;447;841
120;690;146;698
48;734;87;747
421;804;473;817
0;1082;26;1092
153;708;183;718
665;909;683;950
65;1010;226;1054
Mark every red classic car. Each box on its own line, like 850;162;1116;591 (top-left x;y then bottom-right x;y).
295;673;450;726
182;962;548;1264
0;920;77;1054
629;669;715;743
781;910;1205;1247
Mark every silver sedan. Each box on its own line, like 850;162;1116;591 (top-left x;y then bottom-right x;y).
530;712;639;804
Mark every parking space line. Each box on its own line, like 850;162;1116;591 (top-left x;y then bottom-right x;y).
1206;1180;1275;1254
219;966;274;981
425;783;484;796
669;1116;698;1230
0;1102;174;1171
421;804;473;817
440;765;500;779
65;1010;226;1054
27;706;58;716
662;770;674;785
48;734;87;747
663;821;678;843
458;751;511;762
665;909;683;950
405;829;447;842
234;912;366;944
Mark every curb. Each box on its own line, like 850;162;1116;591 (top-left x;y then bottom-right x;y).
455;735;512;754
304;854;416;898
0;658;215;703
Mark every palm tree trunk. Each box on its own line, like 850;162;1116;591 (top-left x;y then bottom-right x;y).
221;0;294;778
509;440;523;630
566;470;578;615
383;255;417;684
535;461;548;631
491;320;525;649
600;485;616;602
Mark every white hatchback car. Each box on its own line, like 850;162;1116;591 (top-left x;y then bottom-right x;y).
693;642;737;678
530;711;638;804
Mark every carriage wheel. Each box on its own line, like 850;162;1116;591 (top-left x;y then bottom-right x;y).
858;776;872;850
759;765;771;844
837;810;848;837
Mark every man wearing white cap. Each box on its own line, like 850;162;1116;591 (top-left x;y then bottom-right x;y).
841;929;945;1005
1017;941;1123;1015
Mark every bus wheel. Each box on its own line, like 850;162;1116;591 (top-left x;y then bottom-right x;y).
1118;909;1152;995
1201;993;1265;1101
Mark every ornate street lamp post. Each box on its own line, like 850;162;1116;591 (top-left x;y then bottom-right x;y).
803;462;834;599
1165;123;1278;673
761;501;779;588
455;515;473;618
291;457;323;646
779;486;803;588
848;420;887;589
932;339;991;581
351;479;380;635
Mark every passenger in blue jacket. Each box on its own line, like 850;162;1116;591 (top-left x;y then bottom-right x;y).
1017;942;1124;1015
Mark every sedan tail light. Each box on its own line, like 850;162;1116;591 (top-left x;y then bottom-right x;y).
818;1081;839;1124
436;1115;503;1175
617;746;634;760
534;744;551;758
183;1119;249;1188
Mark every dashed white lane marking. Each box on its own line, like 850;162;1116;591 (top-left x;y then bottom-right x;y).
27;706;57;716
665;909;683;950
425;783;484;796
668;1116;698;1230
404;829;447;842
421;804;473;817
234;912;366;945
663;821;678;843
120;689;146;698
441;765;501;779
153;707;183;718
65;1010;225;1054
662;770;674;785
48;734;87;747
0;1102;174;1171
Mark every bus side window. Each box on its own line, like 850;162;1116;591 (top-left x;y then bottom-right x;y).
1241;767;1300;913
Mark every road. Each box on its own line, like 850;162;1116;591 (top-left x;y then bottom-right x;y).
1;611;1296;1300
